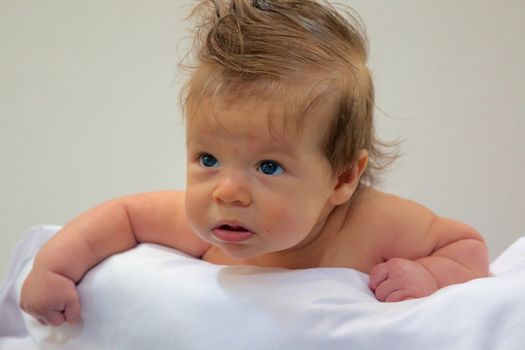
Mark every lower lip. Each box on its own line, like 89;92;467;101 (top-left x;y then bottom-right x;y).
212;228;254;243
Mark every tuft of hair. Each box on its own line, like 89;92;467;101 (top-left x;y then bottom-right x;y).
179;0;398;187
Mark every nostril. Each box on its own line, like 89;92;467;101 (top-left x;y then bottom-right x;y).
212;178;252;207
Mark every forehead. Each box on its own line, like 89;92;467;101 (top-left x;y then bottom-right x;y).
186;89;334;145
188;97;286;139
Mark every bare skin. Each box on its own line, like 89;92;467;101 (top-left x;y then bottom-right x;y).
20;98;489;326
20;188;488;327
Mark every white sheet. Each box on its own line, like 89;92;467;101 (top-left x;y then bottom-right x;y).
1;225;524;350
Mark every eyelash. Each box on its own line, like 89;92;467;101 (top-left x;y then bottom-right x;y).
198;153;219;168
196;153;285;176
257;160;284;176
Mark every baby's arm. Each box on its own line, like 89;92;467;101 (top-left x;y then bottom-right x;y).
20;191;209;326
367;195;489;302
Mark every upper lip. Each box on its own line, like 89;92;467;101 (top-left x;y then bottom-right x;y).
213;220;254;233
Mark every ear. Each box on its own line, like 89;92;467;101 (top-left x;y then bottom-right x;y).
329;150;369;206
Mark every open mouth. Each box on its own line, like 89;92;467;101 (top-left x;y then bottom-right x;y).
212;223;254;243
218;224;249;232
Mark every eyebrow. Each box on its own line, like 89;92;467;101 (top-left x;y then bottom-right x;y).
260;143;299;159
187;130;300;157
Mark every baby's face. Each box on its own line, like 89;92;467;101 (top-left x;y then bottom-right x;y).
184;97;339;259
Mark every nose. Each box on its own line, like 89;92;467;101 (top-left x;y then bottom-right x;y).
213;174;252;207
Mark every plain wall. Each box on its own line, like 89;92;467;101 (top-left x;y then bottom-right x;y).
1;0;524;281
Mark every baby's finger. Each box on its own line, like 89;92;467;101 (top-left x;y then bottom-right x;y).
384;289;414;303
44;310;66;327
373;279;398;302
64;296;81;325
368;263;389;291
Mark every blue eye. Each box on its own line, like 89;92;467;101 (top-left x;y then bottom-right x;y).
199;153;219;168
258;160;284;176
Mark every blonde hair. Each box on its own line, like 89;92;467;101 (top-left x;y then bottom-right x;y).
180;0;396;186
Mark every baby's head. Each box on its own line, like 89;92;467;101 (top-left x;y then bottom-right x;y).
180;0;396;258
181;0;392;188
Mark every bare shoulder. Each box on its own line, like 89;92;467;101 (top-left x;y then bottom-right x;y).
349;187;483;261
123;191;210;257
324;187;485;271
350;187;436;234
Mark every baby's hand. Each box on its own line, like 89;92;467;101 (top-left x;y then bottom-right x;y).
20;267;81;327
368;258;438;302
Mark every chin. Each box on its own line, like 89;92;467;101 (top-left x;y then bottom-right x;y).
222;249;260;260
219;244;265;260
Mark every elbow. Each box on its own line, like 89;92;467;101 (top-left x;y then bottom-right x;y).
450;224;490;278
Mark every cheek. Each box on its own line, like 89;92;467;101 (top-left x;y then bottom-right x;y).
261;197;320;235
184;186;209;230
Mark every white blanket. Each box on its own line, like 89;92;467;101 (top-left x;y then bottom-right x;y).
1;225;524;349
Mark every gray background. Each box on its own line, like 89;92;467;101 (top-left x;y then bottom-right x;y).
1;0;524;281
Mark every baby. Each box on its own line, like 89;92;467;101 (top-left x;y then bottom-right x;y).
20;0;489;327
